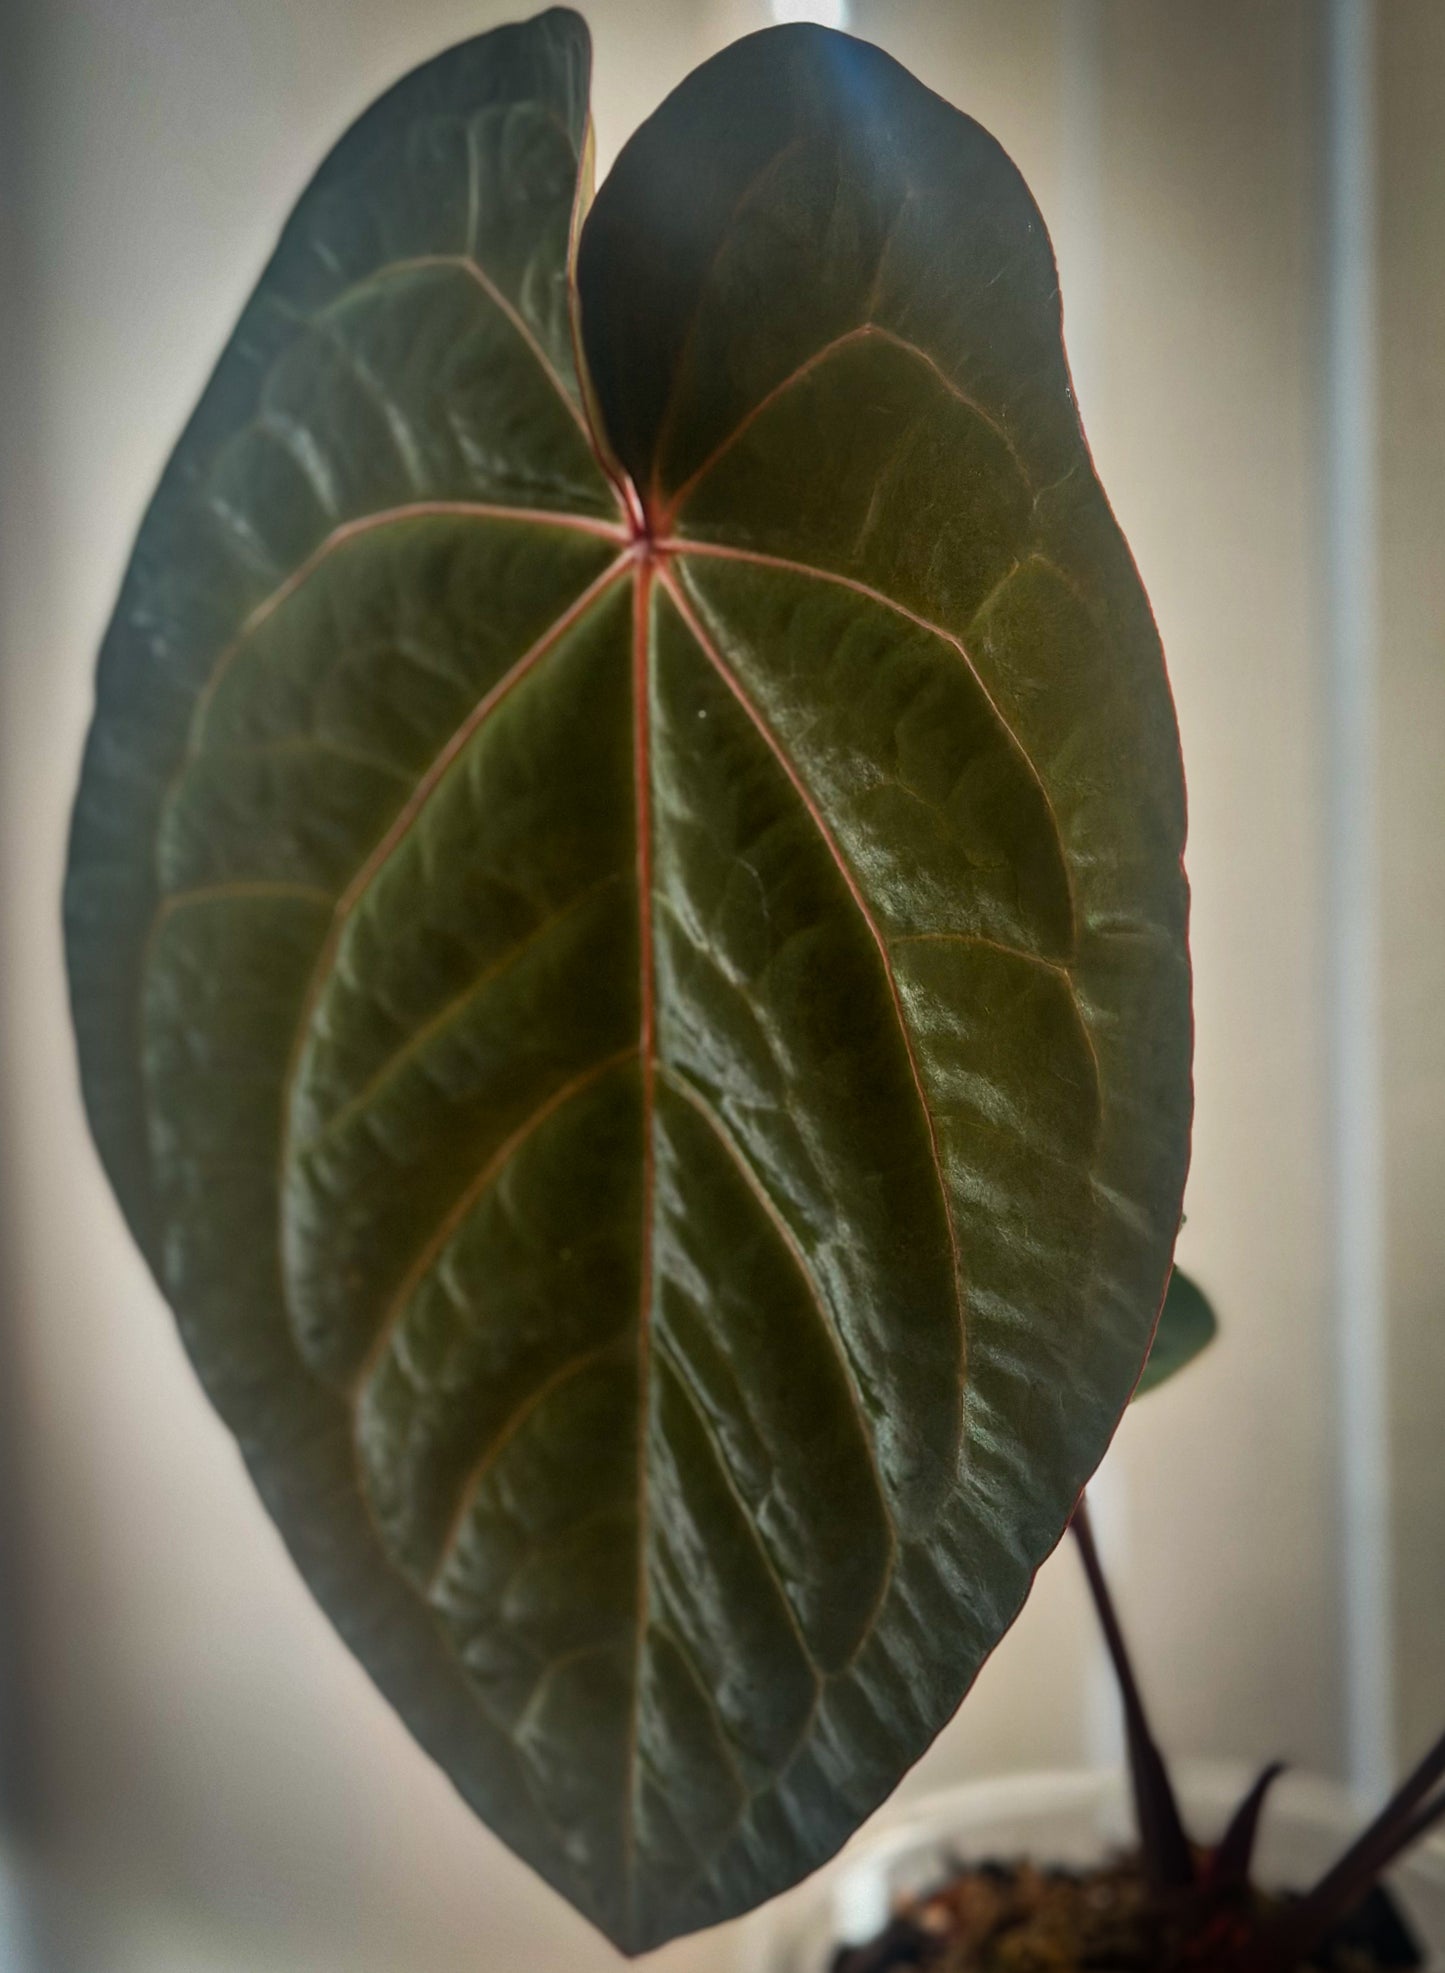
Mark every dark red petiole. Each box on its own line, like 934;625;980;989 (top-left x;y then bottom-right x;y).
1226;1728;1445;1973
1071;1495;1195;1895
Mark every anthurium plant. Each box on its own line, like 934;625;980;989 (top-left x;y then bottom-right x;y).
62;8;1441;1964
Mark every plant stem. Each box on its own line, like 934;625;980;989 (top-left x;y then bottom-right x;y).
1070;1495;1194;1893
1209;1763;1286;1890
1230;1727;1445;1973
1383;1787;1445;1869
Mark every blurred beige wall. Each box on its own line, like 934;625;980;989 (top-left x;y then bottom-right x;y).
1378;0;1445;1770
0;3;1440;1969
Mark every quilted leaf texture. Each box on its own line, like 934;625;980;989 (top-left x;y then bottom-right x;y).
65;7;1191;1952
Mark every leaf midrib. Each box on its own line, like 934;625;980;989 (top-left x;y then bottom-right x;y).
622;551;657;1923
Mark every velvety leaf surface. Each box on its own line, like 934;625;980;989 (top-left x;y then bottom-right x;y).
65;8;1191;1954
1134;1267;1218;1398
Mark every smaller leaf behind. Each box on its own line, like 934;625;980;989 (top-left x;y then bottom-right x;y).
1133;1268;1217;1399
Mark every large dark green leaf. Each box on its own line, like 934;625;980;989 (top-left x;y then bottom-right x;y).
64;8;1191;1953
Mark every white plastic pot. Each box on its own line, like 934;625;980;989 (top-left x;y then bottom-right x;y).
739;1765;1445;1972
